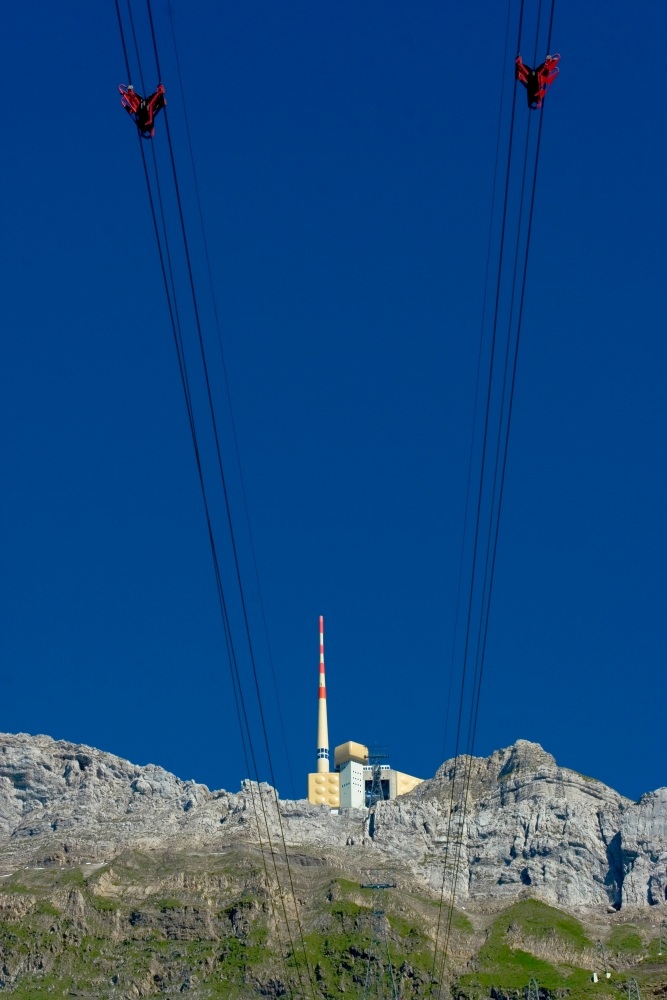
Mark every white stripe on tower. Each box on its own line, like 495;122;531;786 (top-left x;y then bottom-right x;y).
316;614;330;773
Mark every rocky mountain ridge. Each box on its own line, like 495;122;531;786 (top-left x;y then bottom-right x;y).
1;732;665;913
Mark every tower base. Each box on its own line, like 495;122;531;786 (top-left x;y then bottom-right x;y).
308;771;340;807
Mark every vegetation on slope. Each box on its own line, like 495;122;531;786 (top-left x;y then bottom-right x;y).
0;854;665;999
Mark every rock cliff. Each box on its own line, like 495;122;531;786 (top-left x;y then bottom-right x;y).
0;733;664;913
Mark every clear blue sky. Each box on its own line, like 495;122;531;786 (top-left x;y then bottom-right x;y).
1;1;665;802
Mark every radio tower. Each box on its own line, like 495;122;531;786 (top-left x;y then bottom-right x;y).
316;615;330;773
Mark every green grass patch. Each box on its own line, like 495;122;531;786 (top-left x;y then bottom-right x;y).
88;892;116;912
389;913;422;938
645;934;667;961
298;930;364;984
447;906;473;933
58;867;86;888
460;946;565;989
336;877;361;890
219;933;270;974
492;898;592;951
422;896;473;932
154;897;183;911
607;924;643;955
460;965;619;1000
32;899;61;917
457;899;593;993
78;933;109;961
8;973;75;999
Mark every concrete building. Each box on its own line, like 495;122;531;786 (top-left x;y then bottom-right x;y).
306;618;423;808
339;759;365;808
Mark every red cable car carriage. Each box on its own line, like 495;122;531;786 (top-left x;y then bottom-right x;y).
119;83;166;138
515;55;560;109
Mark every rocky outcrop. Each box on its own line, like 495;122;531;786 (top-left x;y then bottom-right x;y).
0;733;366;864
398;741;630;908
0;733;664;913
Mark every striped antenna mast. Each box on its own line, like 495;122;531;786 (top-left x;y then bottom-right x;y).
316;615;330;773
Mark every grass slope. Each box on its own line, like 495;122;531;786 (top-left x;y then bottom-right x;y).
0;856;665;998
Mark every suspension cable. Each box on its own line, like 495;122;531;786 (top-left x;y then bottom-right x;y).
142;6;318;993
431;0;557;986
430;5;524;983
165;0;297;800
116;2;318;994
114;2;288;957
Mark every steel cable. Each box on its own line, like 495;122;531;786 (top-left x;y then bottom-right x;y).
114;3;307;995
143;4;317;992
431;0;556;987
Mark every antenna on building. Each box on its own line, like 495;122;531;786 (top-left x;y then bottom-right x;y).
316;615;330;774
307;628;423;809
307;616;339;807
366;745;390;808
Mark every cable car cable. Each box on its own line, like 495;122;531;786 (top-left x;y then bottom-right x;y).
439;94;550;980
165;0;297;801
440;0;514;769
431;40;523;988
432;0;558;982
114;5;308;995
436;0;556;980
141;8;316;992
119;3;318;993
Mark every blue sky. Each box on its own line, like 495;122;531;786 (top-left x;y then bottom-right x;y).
1;1;665;802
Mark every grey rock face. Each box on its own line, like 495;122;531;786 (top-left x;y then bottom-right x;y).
0;733;664;913
403;741;630;908
400;740;667;911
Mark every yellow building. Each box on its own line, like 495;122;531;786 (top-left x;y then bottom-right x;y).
307;618;422;809
308;740;422;809
307;770;340;807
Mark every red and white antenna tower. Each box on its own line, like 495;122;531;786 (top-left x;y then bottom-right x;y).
316;615;330;773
